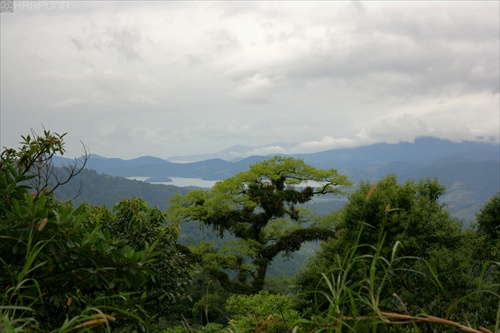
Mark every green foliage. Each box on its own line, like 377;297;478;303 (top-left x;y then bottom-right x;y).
296;175;499;331
0;130;192;332
464;193;500;329
162;322;225;333
476;193;500;260
297;229;499;333
225;291;300;333
0;129;87;202
99;198;193;312
3;129;497;332
334;175;461;257
168;156;352;294
477;193;500;238
157;270;231;329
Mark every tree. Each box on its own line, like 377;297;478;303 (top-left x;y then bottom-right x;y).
92;198;193;314
0;128;88;202
474;192;500;263
476;193;500;244
0;130;192;331
296;176;470;314
323;175;463;259
168;156;351;294
470;193;500;327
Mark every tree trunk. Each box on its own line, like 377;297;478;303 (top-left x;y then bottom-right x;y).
252;258;270;293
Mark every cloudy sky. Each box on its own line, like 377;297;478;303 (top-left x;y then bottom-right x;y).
1;1;499;160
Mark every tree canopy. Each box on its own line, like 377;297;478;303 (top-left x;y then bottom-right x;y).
168;156;352;294
295;174;497;326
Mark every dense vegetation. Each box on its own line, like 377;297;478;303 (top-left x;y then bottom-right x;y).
1;130;498;332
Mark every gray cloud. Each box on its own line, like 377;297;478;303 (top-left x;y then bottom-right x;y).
71;24;143;61
1;1;498;159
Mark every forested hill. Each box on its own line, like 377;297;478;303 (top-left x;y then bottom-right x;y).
53;168;190;210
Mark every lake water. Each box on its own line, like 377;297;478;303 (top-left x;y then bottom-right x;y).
128;177;219;188
128;177;347;192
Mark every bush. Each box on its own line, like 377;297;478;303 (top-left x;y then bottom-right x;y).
225;291;300;333
0;130;192;331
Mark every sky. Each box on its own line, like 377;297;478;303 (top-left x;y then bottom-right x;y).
1;1;499;160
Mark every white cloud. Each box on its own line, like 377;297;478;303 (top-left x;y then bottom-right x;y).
248;145;288;156
294;137;365;153
231;73;287;104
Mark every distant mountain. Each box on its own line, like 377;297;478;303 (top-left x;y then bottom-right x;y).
53;137;499;223
54;136;498;180
167;143;298;162
166;137;498;164
53;155;265;180
400;158;499;222
294;137;499;170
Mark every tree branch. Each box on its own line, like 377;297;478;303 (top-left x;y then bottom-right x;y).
262;227;335;260
336;311;494;333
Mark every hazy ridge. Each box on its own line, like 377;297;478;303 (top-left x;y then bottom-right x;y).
53;136;499;223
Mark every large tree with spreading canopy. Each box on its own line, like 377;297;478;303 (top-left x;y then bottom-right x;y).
168;156;352;294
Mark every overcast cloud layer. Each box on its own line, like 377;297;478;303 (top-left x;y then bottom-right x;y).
1;1;499;159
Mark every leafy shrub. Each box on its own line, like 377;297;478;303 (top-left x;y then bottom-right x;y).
225;291;300;333
0;130;192;331
297;229;499;333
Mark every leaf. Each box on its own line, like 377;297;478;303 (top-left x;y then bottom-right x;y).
366;183;378;200
38;217;48;232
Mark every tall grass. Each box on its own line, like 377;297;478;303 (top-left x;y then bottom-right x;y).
299;228;499;333
0;223;118;332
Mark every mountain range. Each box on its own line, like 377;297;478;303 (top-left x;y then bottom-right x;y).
53;137;499;223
